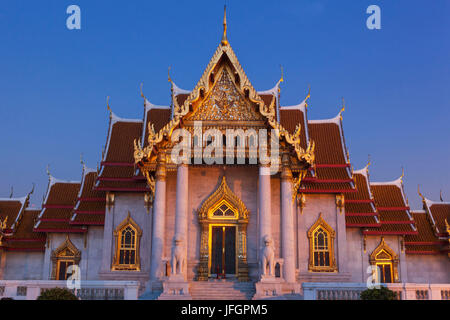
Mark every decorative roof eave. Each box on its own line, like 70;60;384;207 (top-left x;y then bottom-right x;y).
198;177;249;221
418;189;450;235
73;167;96;212
1;185;34;234
353;163;376;209
134;41;316;176
308;106;350;171
101;100;142;166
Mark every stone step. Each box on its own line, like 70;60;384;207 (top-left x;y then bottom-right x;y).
189;281;255;300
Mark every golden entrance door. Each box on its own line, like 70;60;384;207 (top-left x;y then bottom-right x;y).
210;226;236;276
197;177;249;281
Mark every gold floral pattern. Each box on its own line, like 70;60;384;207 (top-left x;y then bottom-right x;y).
186;70;262;122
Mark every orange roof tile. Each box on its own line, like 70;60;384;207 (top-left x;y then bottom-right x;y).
35;180;82;233
4;209;46;251
71;170;106;226
345;171;379;227
363;182;416;235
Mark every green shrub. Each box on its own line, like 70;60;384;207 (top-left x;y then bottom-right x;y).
37;288;78;300
360;286;397;300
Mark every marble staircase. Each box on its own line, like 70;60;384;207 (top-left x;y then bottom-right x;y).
189;280;256;300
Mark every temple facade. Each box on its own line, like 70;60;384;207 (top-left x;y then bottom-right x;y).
0;10;449;300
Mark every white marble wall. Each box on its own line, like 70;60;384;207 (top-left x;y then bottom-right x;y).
3;252;44;280
345;228;365;282
184;166;259;280
99;192;152;283
406;254;450;283
2;175;449;285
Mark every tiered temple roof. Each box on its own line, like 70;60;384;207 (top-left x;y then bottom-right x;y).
0;189;46;252
345;166;380;228
299;111;354;193
0;197;28;236
95;111;149;192
33;176;84;233
0;10;447;259
70;167;106;226
363;178;416;235
3;209;46;252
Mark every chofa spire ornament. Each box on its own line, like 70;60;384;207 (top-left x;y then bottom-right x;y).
221;5;229;46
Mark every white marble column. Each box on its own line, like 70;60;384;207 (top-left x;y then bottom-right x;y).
281;153;296;283
174;164;189;278
150;153;166;282
0;248;6;279
100;194;114;273
258;164;272;251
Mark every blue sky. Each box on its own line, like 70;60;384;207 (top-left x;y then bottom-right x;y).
0;0;449;208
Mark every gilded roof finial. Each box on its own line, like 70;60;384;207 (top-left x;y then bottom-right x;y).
29;183;35;196
80;153;86;171
400;166;404;183
340;97;346;119
221;5;229;46
140;82;145;99
279;65;284;83
46;164;51;180
418;184;425;200
367;154;372;169
304;84;311;108
168;66;172;84
107;96;112;119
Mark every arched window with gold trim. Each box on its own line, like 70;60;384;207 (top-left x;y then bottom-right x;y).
51;236;81;280
307;213;337;272
369;237;399;283
112;212;142;271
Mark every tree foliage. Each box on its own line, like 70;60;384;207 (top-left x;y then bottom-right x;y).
360;286;397;300
37;288;78;300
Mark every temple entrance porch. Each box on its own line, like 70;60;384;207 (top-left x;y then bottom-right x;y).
210;225;236;278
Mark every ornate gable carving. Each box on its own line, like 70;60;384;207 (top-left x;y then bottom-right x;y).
198;176;249;221
51;235;81;260
185;69;263;122
369;237;399;264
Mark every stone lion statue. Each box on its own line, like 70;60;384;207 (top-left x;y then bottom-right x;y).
171;236;185;276
261;235;275;277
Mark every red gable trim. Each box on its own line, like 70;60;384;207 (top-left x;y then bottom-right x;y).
101;162;134;167
40;218;70;223
300;189;357;194
380;220;414;225
315;164;351;168
33;228;86;233
78;197;106;202
94;187;151;192
302;178;354;183
3;238;46;243
74;210;105;215
97;177;138;182
405;250;440;255
346;212;378;217
345;199;374;204
5;247;45;252
377;206;410;211
42;205;74;209
405;241;444;245
346;223;381;228
362;230;418;235
70;221;104;226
